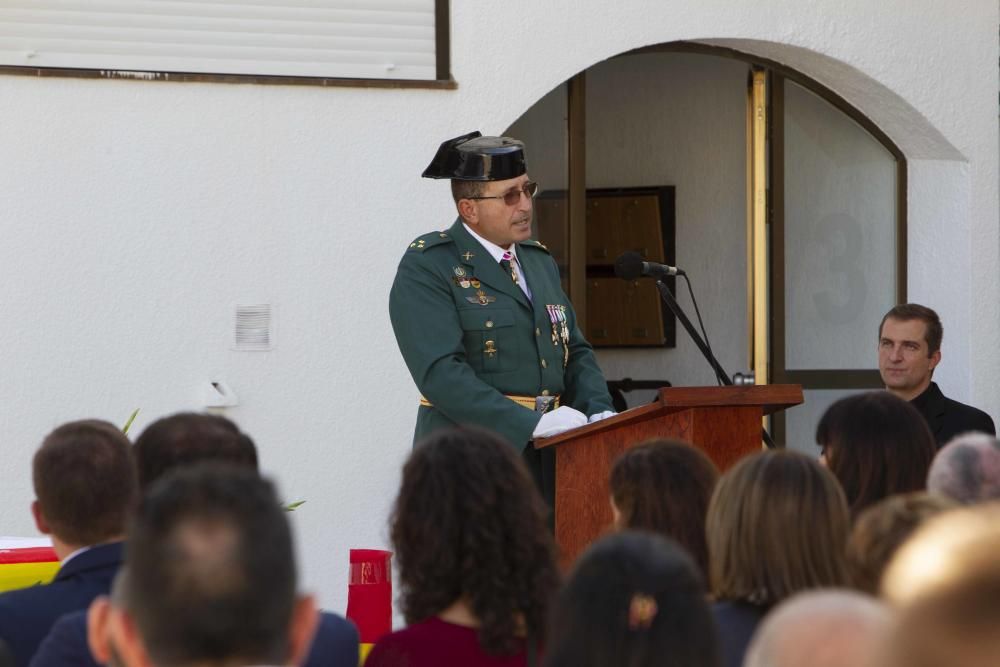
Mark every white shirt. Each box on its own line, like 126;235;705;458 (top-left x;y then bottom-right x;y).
462;223;532;300
60;545;92;567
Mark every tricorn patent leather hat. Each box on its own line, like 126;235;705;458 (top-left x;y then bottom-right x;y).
422;131;527;181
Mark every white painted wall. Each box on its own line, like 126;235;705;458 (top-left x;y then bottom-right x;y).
1;0;996;615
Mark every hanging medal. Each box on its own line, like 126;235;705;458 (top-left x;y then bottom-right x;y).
558;305;570;368
546;305;560;348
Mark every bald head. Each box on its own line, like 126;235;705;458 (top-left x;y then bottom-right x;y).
927;433;1000;505
744;591;891;667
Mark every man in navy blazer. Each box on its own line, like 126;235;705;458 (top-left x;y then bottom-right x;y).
32;608;359;667
0;420;138;667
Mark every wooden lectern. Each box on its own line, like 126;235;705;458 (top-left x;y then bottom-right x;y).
535;384;803;568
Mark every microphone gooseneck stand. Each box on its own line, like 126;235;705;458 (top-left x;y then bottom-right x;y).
655;280;777;449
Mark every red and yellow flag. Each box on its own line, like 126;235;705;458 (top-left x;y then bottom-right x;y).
0;539;59;592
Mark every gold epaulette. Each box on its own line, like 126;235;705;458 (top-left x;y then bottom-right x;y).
406;231;453;252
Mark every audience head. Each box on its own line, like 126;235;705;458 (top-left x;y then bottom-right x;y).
883;573;1000;667
391;426;558;656
816;391;936;518
609;439;719;578
927;432;1000;504
90;465;316;667
881;503;1000;667
133;412;258;490
706;450;849;608
744;590;891;667
882;501;1000;606
846;492;956;594
32;419;138;550
544;531;719;667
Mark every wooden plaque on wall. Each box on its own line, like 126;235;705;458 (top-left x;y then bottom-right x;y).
535;185;676;348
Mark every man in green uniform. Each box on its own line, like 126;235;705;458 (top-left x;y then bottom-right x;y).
389;131;616;502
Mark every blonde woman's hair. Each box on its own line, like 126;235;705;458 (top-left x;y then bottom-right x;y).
706;450;850;606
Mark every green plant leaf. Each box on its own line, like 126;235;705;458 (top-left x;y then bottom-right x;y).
122;409;140;436
284;500;306;512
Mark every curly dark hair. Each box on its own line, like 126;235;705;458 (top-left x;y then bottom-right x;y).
390;426;559;656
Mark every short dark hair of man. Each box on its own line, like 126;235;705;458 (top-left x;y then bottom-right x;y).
846;492;956;594
125;464;295;667
927;432;1000;504
33;419;138;546
391;426;558;656
450;179;485;205
544;531;719;667
609;439;719;580
879;303;943;356
133;413;258;490
816;391;937;518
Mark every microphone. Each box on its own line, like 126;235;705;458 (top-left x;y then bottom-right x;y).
614;251;685;280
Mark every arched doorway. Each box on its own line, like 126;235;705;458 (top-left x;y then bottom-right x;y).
505;42;905;450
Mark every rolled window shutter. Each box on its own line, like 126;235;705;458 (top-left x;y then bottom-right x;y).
0;1;436;80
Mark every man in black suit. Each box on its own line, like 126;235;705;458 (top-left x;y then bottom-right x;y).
88;466;323;667
0;420;138;667
878;304;995;448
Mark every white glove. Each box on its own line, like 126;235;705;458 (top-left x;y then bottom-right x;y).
532;406;588;438
588;410;617;424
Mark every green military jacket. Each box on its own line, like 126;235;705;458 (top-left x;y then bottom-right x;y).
389;218;614;449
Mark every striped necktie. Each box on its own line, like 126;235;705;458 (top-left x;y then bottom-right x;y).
500;251;519;286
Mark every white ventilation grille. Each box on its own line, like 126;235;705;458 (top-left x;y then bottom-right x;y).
234;303;272;351
0;1;437;80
